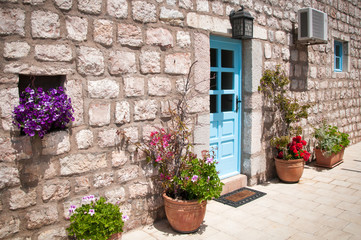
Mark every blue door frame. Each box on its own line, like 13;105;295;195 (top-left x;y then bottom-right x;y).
210;35;242;179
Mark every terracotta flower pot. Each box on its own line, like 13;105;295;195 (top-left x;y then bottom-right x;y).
108;232;122;240
162;193;207;233
275;158;305;183
315;148;345;168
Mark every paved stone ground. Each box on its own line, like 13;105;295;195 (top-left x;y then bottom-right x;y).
123;142;361;240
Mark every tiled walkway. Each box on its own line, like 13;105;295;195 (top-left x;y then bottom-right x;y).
123;142;361;240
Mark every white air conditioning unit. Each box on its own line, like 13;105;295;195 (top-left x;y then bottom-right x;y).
298;8;328;44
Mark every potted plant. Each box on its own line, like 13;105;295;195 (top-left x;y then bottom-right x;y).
272;136;311;182
136;63;223;233
313;122;350;168
67;195;129;240
13;86;74;138
258;65;312;182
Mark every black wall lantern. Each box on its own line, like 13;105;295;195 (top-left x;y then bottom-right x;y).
229;6;254;39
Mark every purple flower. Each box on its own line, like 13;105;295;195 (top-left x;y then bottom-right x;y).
206;157;213;165
89;209;95;216
122;215;129;222
191;175;198;182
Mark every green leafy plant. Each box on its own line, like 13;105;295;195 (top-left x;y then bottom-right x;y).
314;122;350;156
259;65;312;160
67;195;128;240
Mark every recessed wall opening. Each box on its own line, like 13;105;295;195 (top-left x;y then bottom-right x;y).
18;75;66;95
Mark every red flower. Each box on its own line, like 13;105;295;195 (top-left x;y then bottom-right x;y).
296;143;303;150
295;153;299;157
277;151;284;158
295;136;302;142
290;146;296;152
301;140;307;146
293;149;298;154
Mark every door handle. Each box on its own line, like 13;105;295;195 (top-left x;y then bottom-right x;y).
236;96;242;113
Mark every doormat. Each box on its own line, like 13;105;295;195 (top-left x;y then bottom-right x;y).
214;187;266;208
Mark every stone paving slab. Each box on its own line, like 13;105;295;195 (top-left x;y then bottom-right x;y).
123;142;361;240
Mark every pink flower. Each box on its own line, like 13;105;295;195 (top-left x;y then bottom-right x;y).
89;209;95;216
191;175;198;182
122;215;129;222
206;157;213;164
155;156;162;162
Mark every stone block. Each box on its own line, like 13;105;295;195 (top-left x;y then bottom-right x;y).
160;7;184;20
65;79;84;126
146;28;173;48
243;111;262;154
129;182;149;198
140;50;161;74
93;19;113;46
54;0;72;10
275;31;286;44
77;46;104;76
108;50;136;75
132;1;156;23
42;130;70;156
124;77;144;97
188;96;209;113
31;10;60;39
75;176;90;193
66;16;88;41
186;13;230;34
0;216;20;238
264;43;272;59
196;0;209;12
0;75;18;84
37;228;67;240
94;172;114;188
44;159;57;180
107;0;127;18
78;0;102;14
88;78;119;99
60;153;107;176
282;48;290;61
111;150;128;168
117;23;143;47
180;0;193;9
98;128;118;148
26;204;58;229
76;129;93;149
42;180;71;202
211;1;223;15
0;88;19;131
117;165;139;183
194;33;210;93
193;114;210;156
123;127;139;143
176;31;191;48
134;100;157;121
105;187;126;204
9;188;37;210
4;41;30;59
115;101;130;124
244;40;263;93
165;53;191;74
4;63;74;76
0;137;16;163
34;44;72;62
0;8;25;36
254;25;267;40
23;0;45;4
89;103;110;126
148;77;171;96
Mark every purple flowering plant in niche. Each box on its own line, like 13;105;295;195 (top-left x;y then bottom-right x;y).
13;87;74;138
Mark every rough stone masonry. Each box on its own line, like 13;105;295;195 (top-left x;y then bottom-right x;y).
0;0;360;239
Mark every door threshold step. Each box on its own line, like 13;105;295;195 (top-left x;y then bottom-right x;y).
220;174;247;195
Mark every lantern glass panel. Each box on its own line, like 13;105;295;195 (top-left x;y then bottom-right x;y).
233;18;243;38
244;18;253;37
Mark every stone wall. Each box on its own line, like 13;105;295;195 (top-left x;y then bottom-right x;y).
0;0;360;239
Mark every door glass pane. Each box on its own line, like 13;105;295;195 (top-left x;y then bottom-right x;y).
336;57;340;69
210;95;217;113
221;94;233;112
335;45;340;57
210;72;217;90
221;72;233;90
221;50;233;68
210;48;217;67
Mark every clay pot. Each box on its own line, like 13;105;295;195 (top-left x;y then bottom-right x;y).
108;232;122;240
162;193;207;233
275;158;305;183
315;148;345;168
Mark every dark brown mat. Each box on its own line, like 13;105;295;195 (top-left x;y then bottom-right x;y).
215;187;266;207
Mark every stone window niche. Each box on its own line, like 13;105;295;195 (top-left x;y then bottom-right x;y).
17;75;67;136
18;75;66;95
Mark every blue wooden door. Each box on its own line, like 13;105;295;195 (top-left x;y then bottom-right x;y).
210;36;242;179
